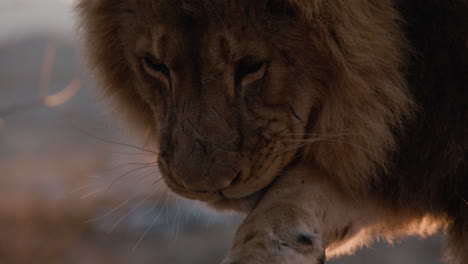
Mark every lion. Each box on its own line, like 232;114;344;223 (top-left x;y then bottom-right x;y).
76;0;467;263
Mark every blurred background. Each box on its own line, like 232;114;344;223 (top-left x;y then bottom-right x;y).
0;0;444;263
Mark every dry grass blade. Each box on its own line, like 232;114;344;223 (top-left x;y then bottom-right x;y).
38;41;56;97
42;78;81;107
0;40;81;120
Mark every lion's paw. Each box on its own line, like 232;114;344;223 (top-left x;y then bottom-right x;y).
222;229;325;264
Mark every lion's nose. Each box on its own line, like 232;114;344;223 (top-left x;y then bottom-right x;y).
169;114;242;193
171;138;241;193
179;170;241;193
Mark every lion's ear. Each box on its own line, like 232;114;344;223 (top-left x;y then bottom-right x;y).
266;0;298;18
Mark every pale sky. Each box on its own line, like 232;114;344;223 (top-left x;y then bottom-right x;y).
0;0;76;43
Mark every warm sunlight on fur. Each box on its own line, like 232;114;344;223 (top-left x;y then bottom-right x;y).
327;214;445;258
77;0;467;263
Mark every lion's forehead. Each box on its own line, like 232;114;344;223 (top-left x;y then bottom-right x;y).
128;23;271;84
120;0;267;25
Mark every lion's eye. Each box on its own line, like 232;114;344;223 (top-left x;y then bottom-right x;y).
141;54;170;79
236;58;266;86
237;60;264;78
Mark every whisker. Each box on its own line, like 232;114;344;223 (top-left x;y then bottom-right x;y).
132;190;172;251
80;187;106;199
152;177;164;185
101;169;160;185
173;197;182;241
164;192;173;224
281;137;383;163
69;183;103;194
99;161;158;173
295;138;382;162
273;120;305;137
79;129;158;154
107;190;157;233
110;151;157;156
132;208;163;252
271;137;332;160
272;143;307;160
141;187;167;217
105;165;156;192
135;170;161;182
49;108;158;154
86;193;139;223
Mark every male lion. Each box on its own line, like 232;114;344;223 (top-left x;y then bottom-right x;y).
77;0;467;263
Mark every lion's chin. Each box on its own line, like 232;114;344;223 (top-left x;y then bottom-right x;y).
168;187;266;213
165;180;268;213
207;190;265;213
162;167;283;213
162;170;277;208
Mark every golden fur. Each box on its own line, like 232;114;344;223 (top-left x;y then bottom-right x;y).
77;0;467;263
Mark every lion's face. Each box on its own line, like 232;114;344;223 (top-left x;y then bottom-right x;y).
79;0;411;209
109;0;324;205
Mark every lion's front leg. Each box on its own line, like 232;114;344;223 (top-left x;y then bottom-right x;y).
223;164;381;264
